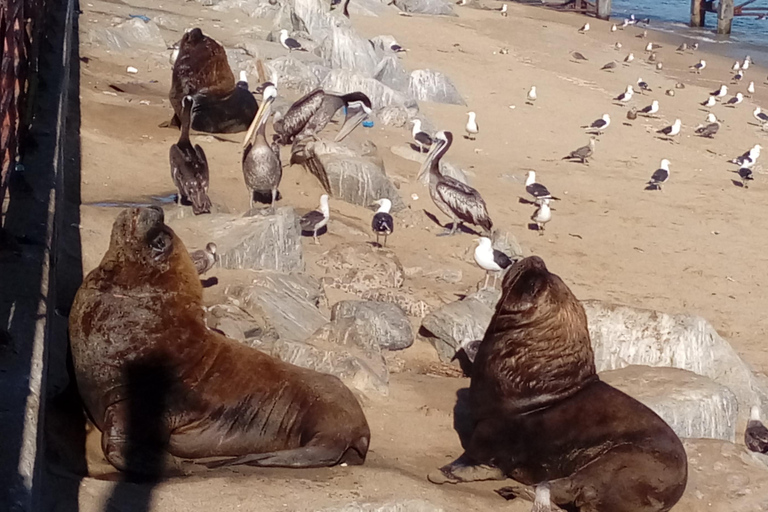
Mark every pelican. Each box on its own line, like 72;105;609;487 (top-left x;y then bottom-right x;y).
242;83;281;210
190;243;217;275
371;198;394;246
417;131;493;236
465;112;479;140
273;89;373;144
170;95;212;215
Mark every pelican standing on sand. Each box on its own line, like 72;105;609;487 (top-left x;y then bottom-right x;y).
371;198;394;246
242;83;281;209
273;88;372;144
465;112;479;140
170;95;212;215
473;237;513;289
418;131;493;236
647;159;670;191
279;29;307;52
190;243;217;275
531;199;551;234
300;194;330;244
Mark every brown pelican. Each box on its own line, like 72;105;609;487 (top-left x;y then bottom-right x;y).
242;84;281;209
417;131;493;236
273;89;372;144
170;95;212;215
190;242;217;275
300;194;330;244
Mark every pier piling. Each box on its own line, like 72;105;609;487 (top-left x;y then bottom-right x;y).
596;0;611;20
718;0;734;34
691;0;706;27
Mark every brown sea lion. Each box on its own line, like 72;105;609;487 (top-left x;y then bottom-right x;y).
168;28;256;133
429;256;688;512
69;206;370;475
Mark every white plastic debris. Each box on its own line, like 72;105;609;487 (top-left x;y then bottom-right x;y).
126;66;138;74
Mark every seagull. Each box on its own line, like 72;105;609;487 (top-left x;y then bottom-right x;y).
279;29;307;52
615;85;634;103
614;42;623;50
500;4;508;16
639;100;660;116
601;62;617;71
743;56;752;70
300;194;330;244
620;18;630;29
695;121;720;138
465;112;479;140
701;96;716;107
656;62;663;71
578;22;590;34
732;61;741;71
371;198;394;246
657;119;682;141
624;52;634;64
644;41;653;51
189;243;217;275
527;86;537;104
737;167;754;188
730;144;761;168
753;107;768;124
711;85;728;98
562;137;596;164
611;24;617;32
676;42;688;52
583;114;611;134
571;51;588;62
725;92;744;107
692;43;699;50
647;159;670;191
694;112;718;131
627;107;638;120
690;60;706;73
531;199;551;234
473;237;513;289
748;81;756;96
525;171;559;204
665;89;675;97
733;70;744;82
637;77;652;92
638;30;648;40
647;52;657;63
411;119;433;153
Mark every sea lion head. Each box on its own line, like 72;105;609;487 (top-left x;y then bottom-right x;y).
97;207;201;296
471;256;597;414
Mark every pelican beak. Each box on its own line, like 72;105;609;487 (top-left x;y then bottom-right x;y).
416;137;445;182
334;106;370;142
242;94;275;149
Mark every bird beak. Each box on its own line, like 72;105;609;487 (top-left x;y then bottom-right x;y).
243;93;275;149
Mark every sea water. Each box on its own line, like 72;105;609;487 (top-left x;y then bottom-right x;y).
611;0;768;61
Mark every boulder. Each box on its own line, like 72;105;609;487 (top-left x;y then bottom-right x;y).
212;207;304;272
373;55;410;92
320;501;445;512
318;243;405;295
332;300;414;350
317;25;381;76
84;18;167;52
393;0;456;15
376;107;410;128
408;69;465;105
225;271;327;342
584;300;768;424
420;288;500;362
601;365;738;442
361;288;433;318
204;302;279;347
265;56;324;93
346;0;389;16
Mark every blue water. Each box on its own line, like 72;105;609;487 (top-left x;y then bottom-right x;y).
611;0;768;59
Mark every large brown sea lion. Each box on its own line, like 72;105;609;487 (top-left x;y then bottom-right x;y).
69;206;370;475
168;28;257;133
430;256;687;512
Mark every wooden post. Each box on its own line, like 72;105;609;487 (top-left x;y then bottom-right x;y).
718;0;734;34
596;0;611;20
691;0;705;27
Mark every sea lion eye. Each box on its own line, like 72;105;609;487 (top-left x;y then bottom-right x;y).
146;228;173;260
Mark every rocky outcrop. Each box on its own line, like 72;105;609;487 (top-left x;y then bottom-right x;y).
408;69;464;105
317;243;405;295
393;0;455;16
332;300;414;350
84;18;167;52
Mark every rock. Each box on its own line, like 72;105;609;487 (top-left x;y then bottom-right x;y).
373;55;410;92
332;300;414;350
424;268;462;284
85;18;167;52
361;288;433;318
584;300;768;425
265;56;326;94
318;243;405;295
317;25;380;75
492;231;524;260
376;107;410;128
393;0;456;16
225;271;327;342
322;69;418;112
408;69;465;105
320;500;445;512
293;0;337;35
346;0;389;17
204;302;279;346
420;288;500;362
212;207;304;272
601;365;738;442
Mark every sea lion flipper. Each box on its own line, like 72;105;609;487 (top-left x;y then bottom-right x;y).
205;445;345;469
428;453;505;484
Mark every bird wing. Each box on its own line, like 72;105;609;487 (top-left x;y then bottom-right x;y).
526;183;551;197
436;178;491;227
650;169;668;182
590;119;605;128
276;89;325;139
759;113;768;122
290;139;332;194
492;249;513;269
300;210;325;230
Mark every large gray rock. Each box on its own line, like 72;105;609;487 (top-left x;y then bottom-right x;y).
601;366;738;442
408;69;465;105
320;501;444;512
265;56;324;94
420;288;500;362
393;0;455;15
361;288;433;318
333;300;413;350
213;207;304;272
225;271;327;342
373;55;410;92
584;300;768;425
85;18;167;52
318;243;405;295
317;25;380;76
204;302;279;347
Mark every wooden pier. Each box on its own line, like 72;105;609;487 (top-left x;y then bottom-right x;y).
691;0;768;35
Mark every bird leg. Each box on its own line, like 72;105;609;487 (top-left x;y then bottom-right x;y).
271;188;278;211
177;193;182;206
538;223;545;236
248;190;254;211
383;234;388;247
313;231;320;245
482;273;490;290
375;233;381;246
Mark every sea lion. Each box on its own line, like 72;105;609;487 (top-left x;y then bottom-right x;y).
429;256;687;512
168;28;257;133
69;206;370;475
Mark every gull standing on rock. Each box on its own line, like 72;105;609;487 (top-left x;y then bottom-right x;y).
279;29;307;52
647;159;670;191
525;171;559;204
562;137;596;164
300;194;330;244
657;119;682;141
411;119;433;153
418;131;493;236
615;85;634;103
746;406;768;453
583;114;610;134
190;243;217;275
371;198;394;246
465;112;479;140
690;60;706;73
527;86;537;104
531;199;551;234
473;237;513;289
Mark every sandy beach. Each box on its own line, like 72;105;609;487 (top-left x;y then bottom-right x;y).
46;0;768;509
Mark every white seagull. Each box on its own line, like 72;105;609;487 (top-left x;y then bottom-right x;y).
748;81;756;95
531;199;551;235
525;171;558;204
611;23;617;32
371;198;394;246
725;92;744;107
657;119;682;140
733;70;744;82
701;96;716;107
731;144;761;168
465;112;479;140
527;86;537;104
753;107;768;124
279;29;307;52
411;119;433;153
711;85;728;98
690;60;706;73
624;52;635;64
647;159;670;191
639;100;660;116
473;237;514;289
300;194;330;244
615;85;634;103
732;61;741;71
743;56;752;70
637;77;652;92
500;4;508;16
579;22;590;33
583;114;611;134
